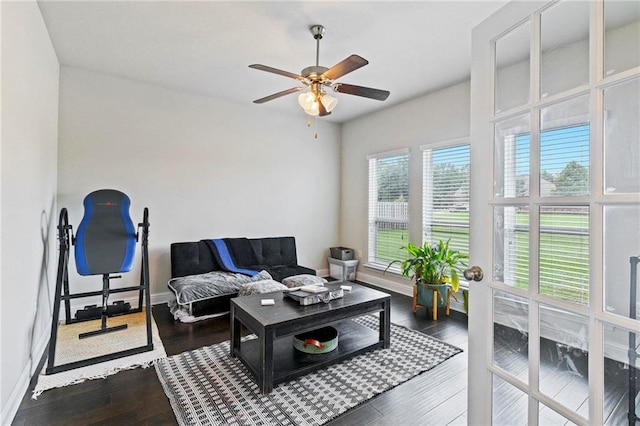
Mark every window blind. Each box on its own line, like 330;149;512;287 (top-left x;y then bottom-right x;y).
540;124;590;196
367;152;409;269
539;205;589;305
497;123;591;305
422;144;470;256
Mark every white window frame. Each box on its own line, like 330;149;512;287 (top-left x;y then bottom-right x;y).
420;137;471;265
366;148;410;271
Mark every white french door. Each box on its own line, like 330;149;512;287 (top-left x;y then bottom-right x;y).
468;1;640;425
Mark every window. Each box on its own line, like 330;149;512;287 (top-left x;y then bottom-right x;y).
422;143;470;256
500;124;590;198
367;150;409;269
495;119;591;305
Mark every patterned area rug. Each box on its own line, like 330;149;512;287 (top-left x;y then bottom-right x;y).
155;315;462;425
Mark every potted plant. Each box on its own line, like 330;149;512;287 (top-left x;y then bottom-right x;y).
385;239;468;318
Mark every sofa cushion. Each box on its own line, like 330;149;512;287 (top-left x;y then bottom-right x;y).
238;280;288;296
224;238;260;267
252;237;298;267
171;240;219;278
281;274;328;288
169;269;272;305
268;265;316;282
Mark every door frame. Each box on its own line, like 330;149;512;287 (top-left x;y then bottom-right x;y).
466;1;640;424
468;2;543;423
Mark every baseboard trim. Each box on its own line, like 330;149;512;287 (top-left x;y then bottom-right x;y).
354;271;413;297
354;271;466;314
2;323;49;426
316;267;329;278
151;291;175;306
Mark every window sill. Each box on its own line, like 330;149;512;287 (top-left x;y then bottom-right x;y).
365;262;470;290
364;262;401;275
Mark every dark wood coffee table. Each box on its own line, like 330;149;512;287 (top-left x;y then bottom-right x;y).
230;282;391;394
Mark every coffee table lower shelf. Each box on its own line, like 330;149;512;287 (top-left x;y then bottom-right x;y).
236;319;382;388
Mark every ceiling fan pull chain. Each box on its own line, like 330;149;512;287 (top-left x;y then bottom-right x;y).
306;115;319;139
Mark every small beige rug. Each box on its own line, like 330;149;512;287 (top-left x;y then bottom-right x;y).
33;311;166;398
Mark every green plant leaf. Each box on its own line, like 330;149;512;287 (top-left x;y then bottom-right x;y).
385;238;468;291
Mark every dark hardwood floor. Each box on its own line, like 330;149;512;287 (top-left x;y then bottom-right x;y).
13;284;469;425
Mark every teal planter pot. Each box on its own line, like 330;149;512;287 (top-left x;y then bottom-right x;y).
383;239;467;321
416;283;448;307
413;283;451;320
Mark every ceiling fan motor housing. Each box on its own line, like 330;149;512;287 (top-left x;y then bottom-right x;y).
301;66;329;81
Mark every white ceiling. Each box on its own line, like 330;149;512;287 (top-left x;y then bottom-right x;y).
38;1;509;123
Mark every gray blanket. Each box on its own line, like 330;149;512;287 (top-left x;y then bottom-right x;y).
168;270;272;305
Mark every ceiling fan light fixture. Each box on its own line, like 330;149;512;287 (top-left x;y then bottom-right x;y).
304;101;320;116
297;91;314;108
321;93;338;112
298;91;319;116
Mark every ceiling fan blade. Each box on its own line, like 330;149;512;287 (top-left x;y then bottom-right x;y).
249;64;304;81
324;55;369;80
333;83;390;101
253;87;303;104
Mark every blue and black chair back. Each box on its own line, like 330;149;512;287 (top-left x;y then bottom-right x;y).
47;189;152;375
75;190;136;276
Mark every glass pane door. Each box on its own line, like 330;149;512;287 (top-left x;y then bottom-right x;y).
470;1;640;424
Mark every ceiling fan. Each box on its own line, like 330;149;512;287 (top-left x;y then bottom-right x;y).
249;25;390;117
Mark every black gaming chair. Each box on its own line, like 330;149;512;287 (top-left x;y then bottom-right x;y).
46;189;153;374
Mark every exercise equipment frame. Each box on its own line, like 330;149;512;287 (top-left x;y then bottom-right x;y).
46;206;153;375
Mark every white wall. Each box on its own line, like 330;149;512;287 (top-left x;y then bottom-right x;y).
340;81;471;297
0;1;59;423
57;67;341;304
